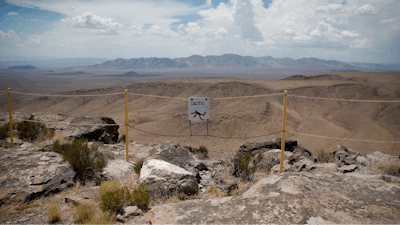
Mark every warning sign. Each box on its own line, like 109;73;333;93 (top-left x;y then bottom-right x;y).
188;97;209;123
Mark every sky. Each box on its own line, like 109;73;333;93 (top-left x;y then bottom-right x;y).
0;0;399;63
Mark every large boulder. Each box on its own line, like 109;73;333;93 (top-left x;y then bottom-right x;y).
130;173;400;224
366;151;399;167
67;116;119;144
140;159;198;197
0;147;75;205
101;160;136;180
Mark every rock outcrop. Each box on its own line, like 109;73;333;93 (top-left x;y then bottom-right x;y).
0;147;75;205
101;160;136;180
130;173;400;224
140;159;199;197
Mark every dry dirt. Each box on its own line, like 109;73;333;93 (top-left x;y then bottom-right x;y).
1;71;399;159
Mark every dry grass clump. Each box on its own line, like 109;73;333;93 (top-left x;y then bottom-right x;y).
47;204;61;223
98;179;150;214
73;202;96;224
134;158;144;175
379;162;400;177
317;148;334;163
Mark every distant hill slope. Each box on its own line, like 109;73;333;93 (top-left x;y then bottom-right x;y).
93;71;163;77
66;54;359;70
7;65;38;70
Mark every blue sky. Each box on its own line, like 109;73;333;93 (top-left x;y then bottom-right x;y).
0;0;399;63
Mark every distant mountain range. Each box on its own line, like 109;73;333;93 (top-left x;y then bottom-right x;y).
92;71;163;77
7;65;38;70
67;54;360;70
0;58;111;69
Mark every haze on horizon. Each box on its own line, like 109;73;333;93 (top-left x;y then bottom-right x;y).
0;0;399;64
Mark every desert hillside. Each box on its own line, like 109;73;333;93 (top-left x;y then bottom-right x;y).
1;71;399;157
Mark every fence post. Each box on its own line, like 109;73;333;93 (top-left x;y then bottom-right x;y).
125;89;129;162
8;88;14;148
280;90;288;173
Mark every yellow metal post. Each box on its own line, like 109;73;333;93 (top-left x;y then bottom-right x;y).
125;89;129;162
280;90;288;173
8;88;14;148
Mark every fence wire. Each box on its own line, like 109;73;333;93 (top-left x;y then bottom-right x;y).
288;94;400;103
287;131;400;144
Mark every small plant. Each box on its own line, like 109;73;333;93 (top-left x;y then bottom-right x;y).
15;118;54;142
131;187;150;206
134;159;144;175
117;134;126;143
47;204;61;223
50;139;108;182
379;163;400;177
88;210;116;224
317;149;334;163
0;123;10;140
73;202;95;224
235;151;254;182
198;145;208;154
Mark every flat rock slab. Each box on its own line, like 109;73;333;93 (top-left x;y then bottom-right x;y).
0;147;75;205
133;173;400;224
101;160;136;180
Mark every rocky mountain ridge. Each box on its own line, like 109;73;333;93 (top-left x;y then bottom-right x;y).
66;54;358;70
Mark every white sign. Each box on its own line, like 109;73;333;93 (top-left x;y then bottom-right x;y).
188;97;209;123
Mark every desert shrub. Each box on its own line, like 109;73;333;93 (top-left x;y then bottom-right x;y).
47;204;61;223
198;145;208;154
50;139;108;182
117;134;126;143
0;123;10;140
15;118;54;142
252;153;263;167
134;159;144;175
379;163;400;177
235;151;254;182
73;202;95;224
87;210;116;224
99;180;150;213
317;149;334;163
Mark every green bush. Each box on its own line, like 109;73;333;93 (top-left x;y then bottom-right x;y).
117;134;126;143
16;119;54;142
73;202;95;224
50;139;108;182
100;188;126;213
130;184;150;206
235;151;254;182
198;145;208;154
0;123;10;140
134;159;144;175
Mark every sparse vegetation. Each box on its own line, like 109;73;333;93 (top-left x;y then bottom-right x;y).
379;162;400;177
73;202;96;224
47;204;61;223
235;151;255;182
117;134;126;143
98;180;150;214
317;149;334;163
198;145;209;154
50;139;108;182
0;122;10;140
134;159;144;175
16;118;54;142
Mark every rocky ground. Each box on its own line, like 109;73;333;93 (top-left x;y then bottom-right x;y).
0;113;400;224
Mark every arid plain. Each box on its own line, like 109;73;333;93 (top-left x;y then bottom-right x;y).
1;71;399;159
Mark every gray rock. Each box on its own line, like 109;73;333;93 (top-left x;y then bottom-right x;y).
366;151;399;166
337;164;358;173
123;206;143;217
140;159;198;197
102;160;136;179
217;183;238;195
355;156;371;167
312;163;337;173
288;146;317;164
238;139;298;155
334;145;360;167
69;116;119;144
128;173;400;224
0;148;75;205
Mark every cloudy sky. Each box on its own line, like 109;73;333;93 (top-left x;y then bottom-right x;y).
0;0;399;63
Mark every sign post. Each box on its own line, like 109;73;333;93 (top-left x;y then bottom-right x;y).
188;97;209;123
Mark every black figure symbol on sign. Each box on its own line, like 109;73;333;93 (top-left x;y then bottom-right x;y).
191;110;206;121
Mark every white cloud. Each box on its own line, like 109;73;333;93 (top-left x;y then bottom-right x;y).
380;18;395;24
355;4;378;15
232;0;263;41
315;4;342;12
61;12;124;35
130;21;144;36
148;25;179;37
178;24;185;29
350;38;371;49
341;30;359;38
7;11;18;16
0;30;22;47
